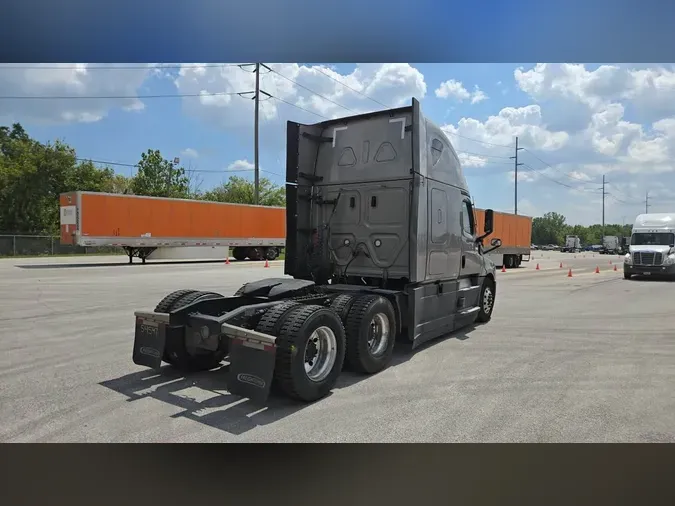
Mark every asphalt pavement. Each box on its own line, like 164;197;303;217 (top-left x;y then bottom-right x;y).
1;251;673;442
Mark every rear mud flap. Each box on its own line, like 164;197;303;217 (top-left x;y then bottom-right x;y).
227;337;276;404
132;316;167;369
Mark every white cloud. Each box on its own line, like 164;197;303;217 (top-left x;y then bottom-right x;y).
435;79;488;104
0;63;152;124
441;104;569;154
180;148;199;159
226;159;255;172
174;63;427;130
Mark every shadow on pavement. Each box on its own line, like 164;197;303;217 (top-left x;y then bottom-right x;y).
99;325;477;436
15;259;268;270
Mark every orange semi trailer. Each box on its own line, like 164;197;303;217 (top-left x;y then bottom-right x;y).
59;191;286;264
474;209;532;269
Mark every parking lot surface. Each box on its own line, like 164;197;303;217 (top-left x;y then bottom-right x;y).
1;251;673;442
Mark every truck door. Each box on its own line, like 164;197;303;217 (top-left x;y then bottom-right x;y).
459;198;481;278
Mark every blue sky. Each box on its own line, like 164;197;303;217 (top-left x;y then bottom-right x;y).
2;62;675;226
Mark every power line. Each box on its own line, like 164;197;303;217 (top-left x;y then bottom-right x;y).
443;130;514;149
0;91;251;100
262;64;358;114
456;149;513;160
0;63;247;70
77;157;283;177
270;95;330;119
520;147;600;184
313;67;392;109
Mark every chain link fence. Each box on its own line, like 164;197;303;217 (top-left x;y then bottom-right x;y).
0;234;124;257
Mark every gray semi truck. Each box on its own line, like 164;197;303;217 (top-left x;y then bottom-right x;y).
131;98;503;403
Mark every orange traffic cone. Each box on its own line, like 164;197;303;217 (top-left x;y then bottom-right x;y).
595;266;600;274
568;268;573;277
264;259;270;268
609;260;612;265
225;257;230;265
501;265;506;273
559;261;563;269
536;263;540;270
613;265;618;272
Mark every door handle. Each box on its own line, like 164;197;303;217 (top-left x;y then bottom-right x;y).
462;255;466;268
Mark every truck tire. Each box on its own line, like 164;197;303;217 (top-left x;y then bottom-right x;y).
329;294;357;323
475;277;495;323
344;295;397;374
232;247;248;261
248;247;264;261
273;304;346;402
154;289;199;313
265;247;280;261
255;300;303;336
162;290;226;372
624;272;632;280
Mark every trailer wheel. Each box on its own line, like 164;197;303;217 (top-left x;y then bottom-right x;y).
344;295;397;374
162;290;226;371
274;305;346;402
232;247;248;261
329;294;357;323
475;277;495;323
265;247;279;261
249;247;264;261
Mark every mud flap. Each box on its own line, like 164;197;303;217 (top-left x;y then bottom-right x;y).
226;335;276;404
132;314;168;369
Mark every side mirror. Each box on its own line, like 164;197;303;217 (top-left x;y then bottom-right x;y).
490;238;501;248
484;209;494;235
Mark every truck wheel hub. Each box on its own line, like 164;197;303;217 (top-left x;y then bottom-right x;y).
304;326;337;382
367;313;390;357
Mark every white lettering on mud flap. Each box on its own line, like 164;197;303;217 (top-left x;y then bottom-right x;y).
236;373;266;389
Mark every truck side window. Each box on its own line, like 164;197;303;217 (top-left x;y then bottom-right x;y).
431;138;443;166
461;201;474;236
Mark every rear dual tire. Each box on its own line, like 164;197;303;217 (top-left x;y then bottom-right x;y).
153;289;226;372
269;305;347;402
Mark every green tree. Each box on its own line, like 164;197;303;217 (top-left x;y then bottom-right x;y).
130;149;189;198
202;175;285;206
0;123;130;234
532;212;568;245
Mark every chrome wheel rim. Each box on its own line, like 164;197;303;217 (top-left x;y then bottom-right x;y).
304;326;338;382
368;313;390;357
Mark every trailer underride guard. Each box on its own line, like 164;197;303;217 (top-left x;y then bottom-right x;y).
132;98;502;403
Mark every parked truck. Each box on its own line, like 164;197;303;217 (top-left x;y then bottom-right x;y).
131;98;503;403
623;213;675;280
59;192;286;263
474;210;531;269
600;235;620;255
561;235;581;253
619;236;630;255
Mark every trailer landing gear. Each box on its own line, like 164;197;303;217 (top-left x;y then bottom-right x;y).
124;246;157;264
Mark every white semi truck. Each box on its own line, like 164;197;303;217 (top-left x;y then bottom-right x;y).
562;235;581;253
623;213;675;280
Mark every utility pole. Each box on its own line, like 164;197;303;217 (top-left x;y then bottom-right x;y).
601;174;608;239
254;62;261;205
645;190;650;213
510;136;524;215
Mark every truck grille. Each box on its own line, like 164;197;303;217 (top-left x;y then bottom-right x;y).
632;252;663;265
